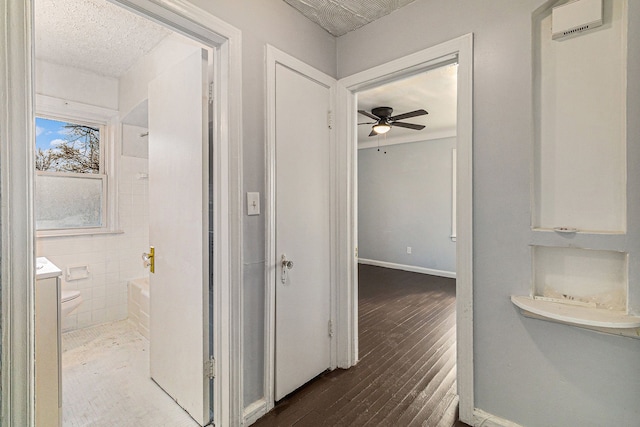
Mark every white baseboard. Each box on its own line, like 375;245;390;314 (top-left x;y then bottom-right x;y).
473;409;524;427
358;258;456;279
242;399;267;426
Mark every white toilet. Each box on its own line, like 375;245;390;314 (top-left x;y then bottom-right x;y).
61;289;83;318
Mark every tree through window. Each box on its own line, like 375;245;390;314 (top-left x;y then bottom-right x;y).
35;117;106;231
36;118;101;174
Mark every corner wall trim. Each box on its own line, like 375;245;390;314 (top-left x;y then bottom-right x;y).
473;409;524;427
242;399;267;426
358;258;456;279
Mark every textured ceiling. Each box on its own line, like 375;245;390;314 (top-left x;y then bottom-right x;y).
283;0;417;37
357;63;458;143
35;0;171;78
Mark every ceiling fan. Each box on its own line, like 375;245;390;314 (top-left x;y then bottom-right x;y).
358;106;428;137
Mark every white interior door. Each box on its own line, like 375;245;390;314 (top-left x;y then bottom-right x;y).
148;49;210;425
275;63;332;400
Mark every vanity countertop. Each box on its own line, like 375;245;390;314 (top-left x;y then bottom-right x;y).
36;257;62;280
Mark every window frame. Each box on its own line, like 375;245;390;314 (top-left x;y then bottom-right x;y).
35;94;120;237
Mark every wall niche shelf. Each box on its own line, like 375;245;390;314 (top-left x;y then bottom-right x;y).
511;296;640;339
532;0;627;234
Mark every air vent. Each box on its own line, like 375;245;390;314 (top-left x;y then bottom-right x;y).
552;0;602;41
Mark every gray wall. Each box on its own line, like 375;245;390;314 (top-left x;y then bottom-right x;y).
358;138;456;274
178;0;640;423
339;1;640;426
189;0;336;406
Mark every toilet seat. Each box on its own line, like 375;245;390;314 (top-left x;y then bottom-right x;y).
61;289;81;303
61;289;83;318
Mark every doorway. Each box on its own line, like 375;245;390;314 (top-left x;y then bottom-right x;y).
262;45;338;419
356;64;458;278
352;61;459;422
336;34;474;423
33;1;214;424
0;1;242;426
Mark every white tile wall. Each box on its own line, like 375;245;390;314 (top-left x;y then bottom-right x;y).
36;155;149;332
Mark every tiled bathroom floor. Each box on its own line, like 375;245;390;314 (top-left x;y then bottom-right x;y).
62;320;199;427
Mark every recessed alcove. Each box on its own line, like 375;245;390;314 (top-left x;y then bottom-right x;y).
532;0;627;233
533;246;627;310
512;245;640;339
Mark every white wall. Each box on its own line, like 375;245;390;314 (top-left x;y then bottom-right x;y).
35;60;118;110
358;138;456;275
535;0;626;232
339;0;640;425
37;33;209;332
37;156;149;331
35;60;149;331
119;34;202;120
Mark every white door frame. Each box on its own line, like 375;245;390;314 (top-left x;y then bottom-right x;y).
335;33;475;424
258;45;338;422
0;1;244;426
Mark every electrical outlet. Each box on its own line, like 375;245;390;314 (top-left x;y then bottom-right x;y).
407;246;412;254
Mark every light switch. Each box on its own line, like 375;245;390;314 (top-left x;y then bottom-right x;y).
247;192;260;216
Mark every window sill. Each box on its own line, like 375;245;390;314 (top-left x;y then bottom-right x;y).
511;295;640;339
37;229;124;239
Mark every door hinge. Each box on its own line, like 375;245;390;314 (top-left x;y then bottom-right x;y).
206;356;216;379
328;320;334;337
327;110;333;129
208;82;214;105
355;247;358;258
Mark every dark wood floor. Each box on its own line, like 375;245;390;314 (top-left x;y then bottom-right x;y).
253;265;469;427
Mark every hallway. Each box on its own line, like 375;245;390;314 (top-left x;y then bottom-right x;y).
253;264;466;426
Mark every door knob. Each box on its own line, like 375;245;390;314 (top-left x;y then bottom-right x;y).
281;255;294;270
142;246;155;273
281;254;293;284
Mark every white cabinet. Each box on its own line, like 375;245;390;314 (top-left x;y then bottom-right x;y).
35;258;62;427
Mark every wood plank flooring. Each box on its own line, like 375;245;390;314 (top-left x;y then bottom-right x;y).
252;264;469;427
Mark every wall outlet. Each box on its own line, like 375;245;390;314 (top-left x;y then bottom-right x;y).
406;246;412;254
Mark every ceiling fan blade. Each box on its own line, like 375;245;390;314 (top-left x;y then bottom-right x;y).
368;129;378;137
358;110;379;120
391;121;425;131
389;109;428;121
358;121;376;125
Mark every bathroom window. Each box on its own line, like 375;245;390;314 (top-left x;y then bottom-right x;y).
35;115;108;231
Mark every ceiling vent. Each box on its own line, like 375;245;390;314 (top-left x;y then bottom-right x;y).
552;0;603;40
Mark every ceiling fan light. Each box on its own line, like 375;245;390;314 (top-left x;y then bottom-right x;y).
372;123;391;134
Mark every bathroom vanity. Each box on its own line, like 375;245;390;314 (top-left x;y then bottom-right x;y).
35;257;62;427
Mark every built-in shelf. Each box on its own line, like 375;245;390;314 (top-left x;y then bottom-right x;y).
511;296;640;338
533;0;627;233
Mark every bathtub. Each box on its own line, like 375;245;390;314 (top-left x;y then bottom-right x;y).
128;277;149;340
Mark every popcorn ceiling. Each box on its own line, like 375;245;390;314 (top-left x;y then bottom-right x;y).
283;0;417;37
35;0;170;78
